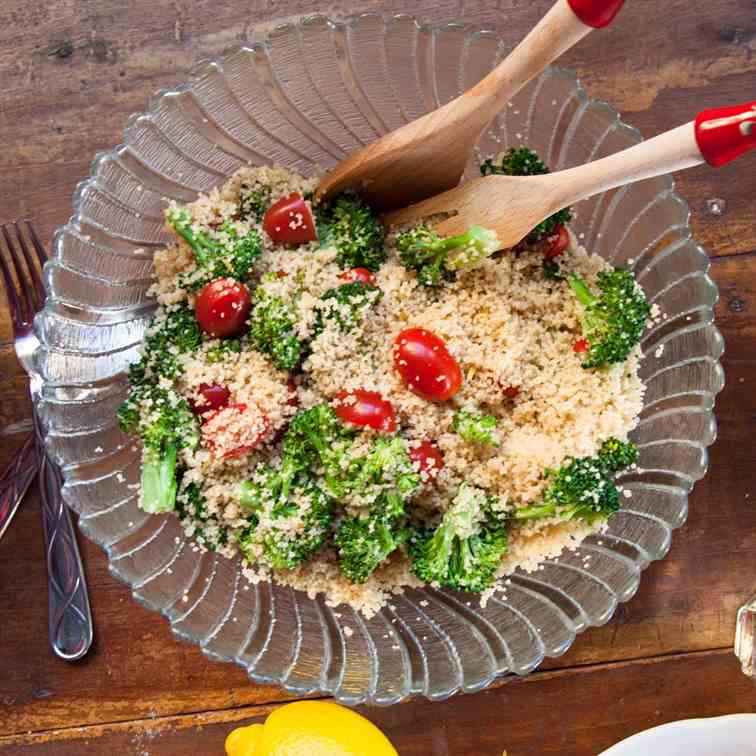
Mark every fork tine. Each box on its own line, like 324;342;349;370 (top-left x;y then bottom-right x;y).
2;224;33;324
0;226;25;328
14;221;46;311
26;222;49;267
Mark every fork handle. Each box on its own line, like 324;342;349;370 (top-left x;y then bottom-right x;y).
39;446;94;661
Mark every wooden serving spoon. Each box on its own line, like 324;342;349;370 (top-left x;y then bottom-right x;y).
382;102;756;247
315;0;627;211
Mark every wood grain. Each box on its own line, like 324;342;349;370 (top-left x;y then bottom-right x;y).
0;1;754;754
1;651;753;756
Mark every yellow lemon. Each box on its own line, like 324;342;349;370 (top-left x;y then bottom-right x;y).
225;701;397;756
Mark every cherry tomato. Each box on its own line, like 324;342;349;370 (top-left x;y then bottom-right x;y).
339;267;375;284
195;278;251;338
573;338;589;353
276;270;288;278
202;403;270;459
393;327;462;402
263;193;318;245
409;441;444;483
544;224;569;259
190;383;231;416
334;390;397;433
502;385;520;399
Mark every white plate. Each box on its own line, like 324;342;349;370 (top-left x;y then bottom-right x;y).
600;714;756;755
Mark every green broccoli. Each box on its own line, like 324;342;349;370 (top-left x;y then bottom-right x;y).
396;225;500;287
480;147;573;242
117;384;200;514
134;303;203;381
167;207;262;291
314;281;383;334
315;192;386;271
248;281;307;371
238;467;333;570
409;484;508;592
568;269;651;369
239;181;272;222
513;438;638;525
335;514;409;584
453;410;500;447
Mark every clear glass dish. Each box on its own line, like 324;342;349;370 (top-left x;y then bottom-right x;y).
37;13;723;704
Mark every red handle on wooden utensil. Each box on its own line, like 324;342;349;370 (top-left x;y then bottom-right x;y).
695;102;756;167
567;0;626;28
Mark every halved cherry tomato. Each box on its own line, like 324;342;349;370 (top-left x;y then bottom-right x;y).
339;267;375;285
202;403;270;459
263;192;318;245
409;441;444;483
190;383;231;416
544;224;570;259
334;390;397;433
502;385;520;399
573;338;589;353
393;327;462;402
195;278;251;338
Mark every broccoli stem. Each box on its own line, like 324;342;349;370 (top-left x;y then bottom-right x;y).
511;503;555;521
568;275;597;308
169;211;216;261
140;444;179;514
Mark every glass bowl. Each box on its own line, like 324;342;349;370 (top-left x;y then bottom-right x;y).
37;13;723;704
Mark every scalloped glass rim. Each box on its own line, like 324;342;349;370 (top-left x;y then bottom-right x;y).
36;12;724;704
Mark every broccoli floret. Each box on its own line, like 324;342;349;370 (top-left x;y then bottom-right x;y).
316;193;386;271
409;484;508;592
335;514;409;584
396;225;500;286
118;385;200;514
346;435;421;518
568;269;650;369
314;282;383;334
283;405;356;497
598;437;639;472
542;258;566;281
134;303;203;381
167;207;262;290
453;410;500;447
513;439;638;525
204;338;242;364
238;468;333;570
239;181;272;222
248;283;307;371
480;147;573;242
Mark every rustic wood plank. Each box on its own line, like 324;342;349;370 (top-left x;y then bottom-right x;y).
2;253;755;736
1;651;753;755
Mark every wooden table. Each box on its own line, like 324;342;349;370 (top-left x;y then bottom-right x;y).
1;1;755;753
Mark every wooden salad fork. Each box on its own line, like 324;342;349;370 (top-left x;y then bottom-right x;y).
0;221;93;661
383;102;756;246
316;0;627;210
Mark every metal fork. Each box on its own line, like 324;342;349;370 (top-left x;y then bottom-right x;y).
0;432;39;541
0;221;93;661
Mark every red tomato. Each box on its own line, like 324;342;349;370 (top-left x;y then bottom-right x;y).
393;328;462;402
276;270;288;278
502;385;520;399
339;267;375;284
544;224;570;259
202;403;270;459
334;390;397;433
195;278;251;338
409;441;444;483
190;383;231;415
573;338;589;353
263;193;318;245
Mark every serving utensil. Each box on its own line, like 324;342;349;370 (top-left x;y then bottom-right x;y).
383;102;756;244
0;221;93;661
316;0;627;210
